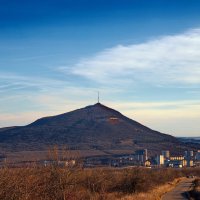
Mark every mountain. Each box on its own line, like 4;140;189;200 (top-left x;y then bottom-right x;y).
178;137;200;144
0;103;195;155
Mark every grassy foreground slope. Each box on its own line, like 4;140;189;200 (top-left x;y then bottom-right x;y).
0;166;199;200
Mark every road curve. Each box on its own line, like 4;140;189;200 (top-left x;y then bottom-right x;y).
162;178;194;200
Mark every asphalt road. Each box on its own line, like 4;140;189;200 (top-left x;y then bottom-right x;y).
162;178;194;200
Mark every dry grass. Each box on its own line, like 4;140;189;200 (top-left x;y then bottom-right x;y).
189;178;200;200
0;166;199;200
121;178;184;200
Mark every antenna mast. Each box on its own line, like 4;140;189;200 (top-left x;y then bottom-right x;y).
98;91;100;103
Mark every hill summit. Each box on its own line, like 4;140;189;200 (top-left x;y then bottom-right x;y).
0;103;190;154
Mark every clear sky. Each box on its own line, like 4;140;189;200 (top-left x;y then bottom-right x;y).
0;0;200;137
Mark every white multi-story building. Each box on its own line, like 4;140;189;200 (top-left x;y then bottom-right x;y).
162;150;170;159
195;150;200;161
156;155;164;165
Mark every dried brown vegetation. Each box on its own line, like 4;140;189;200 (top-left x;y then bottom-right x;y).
0;166;199;200
190;178;200;200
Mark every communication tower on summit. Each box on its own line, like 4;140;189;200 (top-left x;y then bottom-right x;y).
98;91;100;103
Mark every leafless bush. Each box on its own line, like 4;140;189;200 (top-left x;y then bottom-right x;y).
0;166;199;200
189;178;200;200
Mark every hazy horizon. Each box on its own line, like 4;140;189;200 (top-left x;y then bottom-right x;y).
0;0;200;137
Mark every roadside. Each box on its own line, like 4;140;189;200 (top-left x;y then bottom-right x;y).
162;178;195;200
189;178;200;200
121;178;184;200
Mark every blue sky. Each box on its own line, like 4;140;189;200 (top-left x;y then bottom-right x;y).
0;0;200;136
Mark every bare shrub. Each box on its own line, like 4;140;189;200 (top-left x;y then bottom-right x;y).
0;166;199;200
